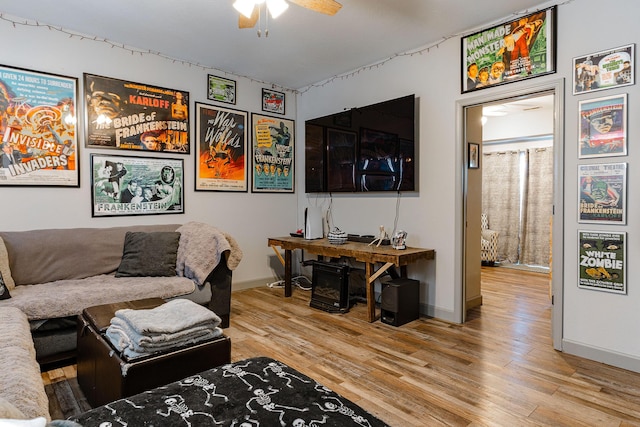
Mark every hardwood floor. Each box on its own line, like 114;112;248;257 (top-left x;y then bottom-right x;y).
44;267;640;425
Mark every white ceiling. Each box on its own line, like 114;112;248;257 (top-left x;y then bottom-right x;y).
0;0;549;90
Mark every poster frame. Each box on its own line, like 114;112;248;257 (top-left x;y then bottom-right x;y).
572;44;635;95
90;153;184;217
207;74;237;105
578;230;626;294
578;93;627;159
578;162;627;224
251;112;295;193
461;6;557;94
84;73;190;154
194;102;248;192
0;64;79;187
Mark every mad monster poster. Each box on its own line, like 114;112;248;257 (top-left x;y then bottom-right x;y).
0;65;78;186
195;103;248;192
461;7;556;93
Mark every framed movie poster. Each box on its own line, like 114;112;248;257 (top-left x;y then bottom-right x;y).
84;73;190;153
207;75;236;105
251;113;294;193
461;6;556;93
573;44;634;94
91;154;184;217
262;88;285;115
0;64;79;187
578;230;626;294
195;103;248;192
468;142;480;169
578;94;627;158
578;162;626;224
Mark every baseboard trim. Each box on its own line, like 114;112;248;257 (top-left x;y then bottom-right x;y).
562;339;640;373
232;277;275;292
420;303;456;323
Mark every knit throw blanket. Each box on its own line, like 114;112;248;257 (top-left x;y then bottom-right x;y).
176;221;243;285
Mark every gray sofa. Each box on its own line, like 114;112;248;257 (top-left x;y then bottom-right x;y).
0;222;242;366
0;306;50;421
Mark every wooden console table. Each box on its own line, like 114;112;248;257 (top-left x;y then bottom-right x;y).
268;236;435;322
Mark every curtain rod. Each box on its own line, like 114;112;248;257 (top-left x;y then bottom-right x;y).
483;133;553;146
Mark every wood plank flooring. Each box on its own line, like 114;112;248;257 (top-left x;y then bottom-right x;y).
43;267;640;425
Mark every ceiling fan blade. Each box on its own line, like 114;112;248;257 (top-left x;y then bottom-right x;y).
238;7;259;28
288;0;342;15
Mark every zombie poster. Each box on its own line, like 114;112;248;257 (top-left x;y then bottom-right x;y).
578;163;626;224
578;231;626;294
251;113;294;193
84;74;189;153
195;103;248;192
573;44;634;94
0;65;78;186
461;7;556;93
578;94;627;158
91;154;183;217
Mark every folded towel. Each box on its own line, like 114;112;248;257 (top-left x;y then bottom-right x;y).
108;316;220;350
114;299;221;335
105;322;223;359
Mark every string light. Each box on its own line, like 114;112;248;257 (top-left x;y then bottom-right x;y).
0;1;571;96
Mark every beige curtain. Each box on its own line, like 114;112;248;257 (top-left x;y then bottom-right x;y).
520;148;553;266
482;151;521;263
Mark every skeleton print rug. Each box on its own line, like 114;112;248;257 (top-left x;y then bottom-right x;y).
71;356;389;427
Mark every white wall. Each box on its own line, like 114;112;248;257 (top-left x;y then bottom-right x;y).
0;19;299;286
3;0;640;372
297;0;640;371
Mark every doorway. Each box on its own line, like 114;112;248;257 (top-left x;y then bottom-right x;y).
456;79;565;350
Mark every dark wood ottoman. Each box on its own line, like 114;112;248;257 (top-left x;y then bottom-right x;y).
77;298;231;407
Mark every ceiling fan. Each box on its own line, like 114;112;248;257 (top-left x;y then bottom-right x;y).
234;0;342;30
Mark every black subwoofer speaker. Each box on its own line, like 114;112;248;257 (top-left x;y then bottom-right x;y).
380;278;420;326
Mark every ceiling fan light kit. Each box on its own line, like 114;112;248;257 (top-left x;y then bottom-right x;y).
235;0;342;34
233;0;289;19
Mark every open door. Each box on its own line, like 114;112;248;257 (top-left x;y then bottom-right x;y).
463;105;483;320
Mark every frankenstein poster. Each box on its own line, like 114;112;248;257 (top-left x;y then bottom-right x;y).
462;7;555;93
578;231;626;294
579;94;627;158
251;113;294;193
91;154;183;217
84;74;189;153
578;163;626;224
195;103;248;192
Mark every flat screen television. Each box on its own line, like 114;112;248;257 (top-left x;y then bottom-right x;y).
305;94;416;193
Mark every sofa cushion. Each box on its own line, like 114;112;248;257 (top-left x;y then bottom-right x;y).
0;225;179;286
0;237;15;291
116;232;180;278
0;275;195;321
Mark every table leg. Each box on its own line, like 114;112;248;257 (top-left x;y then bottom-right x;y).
365;263;376;322
284;249;292;297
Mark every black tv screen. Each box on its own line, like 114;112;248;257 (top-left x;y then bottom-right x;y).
305;94;416;193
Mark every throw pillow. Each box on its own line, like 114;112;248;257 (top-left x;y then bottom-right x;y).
115;231;180;277
0;271;10;300
0;397;25;419
0;237;15;291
